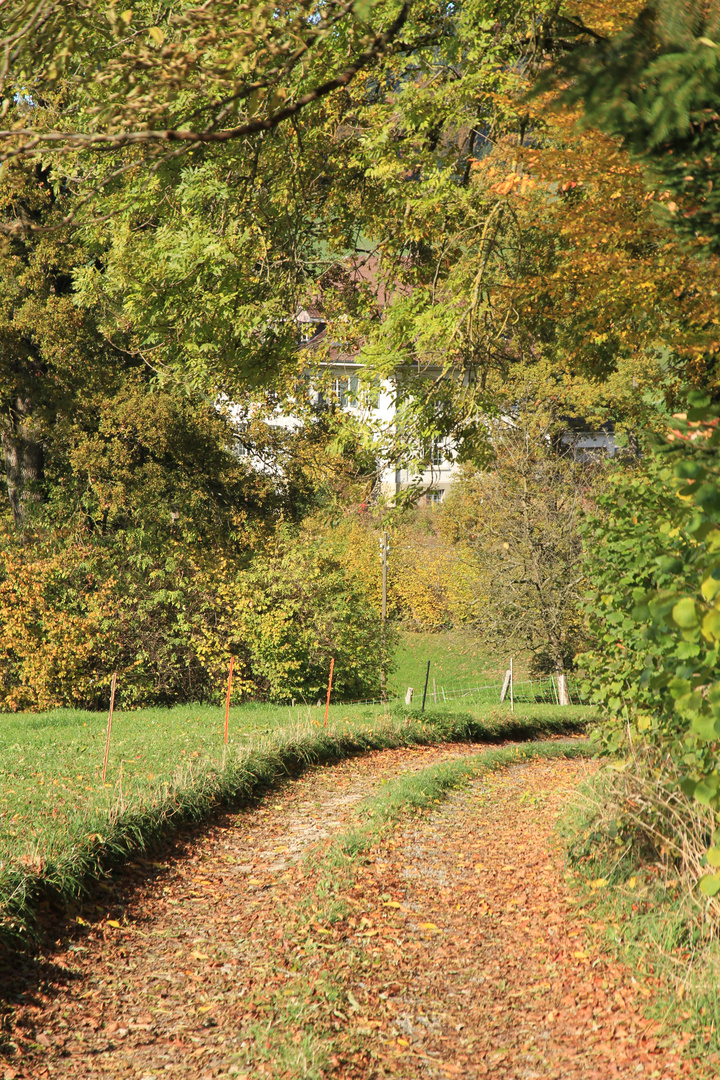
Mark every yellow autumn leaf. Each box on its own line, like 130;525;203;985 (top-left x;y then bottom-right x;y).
589;878;608;890
383;900;402;908
418;921;440;931
397;1038;409;1047
148;25;165;45
246;878;263;885
191;951;209;960
106;920;122;929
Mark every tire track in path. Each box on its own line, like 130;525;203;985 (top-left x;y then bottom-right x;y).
327;758;699;1079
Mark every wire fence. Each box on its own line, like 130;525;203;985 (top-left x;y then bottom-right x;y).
431;675;583;706
334;674;584;709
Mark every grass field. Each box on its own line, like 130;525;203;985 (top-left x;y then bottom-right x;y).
0;698;382;870
390;630;508;695
0;694;594;944
390;629;547;697
391;631;577;706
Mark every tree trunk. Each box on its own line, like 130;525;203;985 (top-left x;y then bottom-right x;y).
554;653;570;706
3;396;44;526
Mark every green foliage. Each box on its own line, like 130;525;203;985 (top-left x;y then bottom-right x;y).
553;1;720;251
581;393;720;890
0;0;408;157
0;523;388;708
3;0;603;456
212;531;396;703
0;152;385;708
579;457;691;745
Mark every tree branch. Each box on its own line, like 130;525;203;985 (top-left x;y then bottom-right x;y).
0;4;410;164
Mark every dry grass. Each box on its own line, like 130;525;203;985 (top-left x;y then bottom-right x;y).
561;750;720;1054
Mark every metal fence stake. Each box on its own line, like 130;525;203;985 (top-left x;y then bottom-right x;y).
421;660;431;712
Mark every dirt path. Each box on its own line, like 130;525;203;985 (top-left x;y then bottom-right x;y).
0;743;699;1079
328;758;697;1079
0;741;489;1078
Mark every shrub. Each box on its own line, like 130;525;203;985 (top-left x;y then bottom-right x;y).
0;527;389;709
581;392;720;903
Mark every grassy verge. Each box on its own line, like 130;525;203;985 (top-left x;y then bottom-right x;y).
0;701;592;948
559;771;720;1068
325;738;588;874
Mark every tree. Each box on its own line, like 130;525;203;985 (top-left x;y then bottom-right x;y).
439;415;593;677
1;1;601;436
550;0;720;253
0;1;409;175
1;0;685;463
0;160;116;524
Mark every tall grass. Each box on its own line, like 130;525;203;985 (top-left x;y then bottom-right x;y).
560;758;720;1058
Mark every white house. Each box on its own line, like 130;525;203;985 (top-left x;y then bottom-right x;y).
233;299;618;503
299;312;458;505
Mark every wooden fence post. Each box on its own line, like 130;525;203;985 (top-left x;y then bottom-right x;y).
102;672;117;784
224;655;234;745
324;657;335;728
558;673;569;706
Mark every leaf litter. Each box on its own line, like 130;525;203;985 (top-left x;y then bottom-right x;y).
0;745;704;1079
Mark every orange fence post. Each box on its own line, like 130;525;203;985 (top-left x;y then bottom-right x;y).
224;655;234;745
324;657;335;729
102;672;117;784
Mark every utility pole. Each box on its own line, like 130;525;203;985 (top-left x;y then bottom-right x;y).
380;530;388;701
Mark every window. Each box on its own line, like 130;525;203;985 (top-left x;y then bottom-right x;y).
428;489;444;504
332;378;349;406
423;440;444;467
